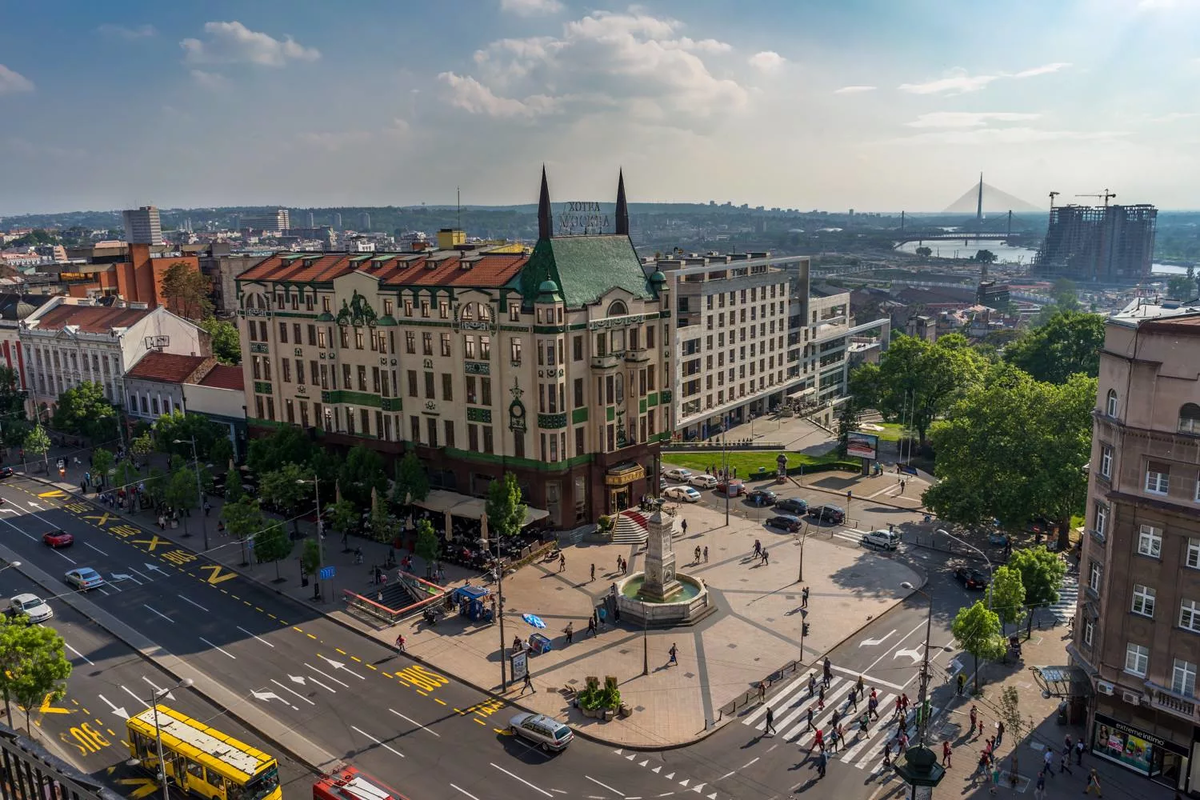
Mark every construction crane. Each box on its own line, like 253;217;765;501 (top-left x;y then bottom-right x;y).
1076;189;1117;208
1049;191;1060;209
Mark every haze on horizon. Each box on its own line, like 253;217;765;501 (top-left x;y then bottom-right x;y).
1;0;1197;217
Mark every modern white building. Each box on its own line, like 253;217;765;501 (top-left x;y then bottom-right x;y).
19;297;211;413
122;206;163;246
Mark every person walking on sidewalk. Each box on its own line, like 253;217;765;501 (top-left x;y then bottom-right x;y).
808;673;816;697
970;705;978;735
942;740;952;768
868;693;879;720
521;671;535;694
564;623;573;645
765;705;776;735
996;719;1005;745
801;586;809;608
395;634;406;652
681;519;688;536
817;685;826;711
1034;770;1046;800
1075;739;1086;766
757;682;766;703
1059;750;1074;776
559;553;566;572
823;657;832;688
703;546;709;563
1084;768;1102;796
816;749;827;779
809;728;824;757
1043;750;1055;777
804;707;815;733
668;643;678;666
589;564;595;582
957;672;966;695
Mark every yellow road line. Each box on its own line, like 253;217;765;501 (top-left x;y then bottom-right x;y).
434;698;446;706
474;718;485;725
335;648;347;655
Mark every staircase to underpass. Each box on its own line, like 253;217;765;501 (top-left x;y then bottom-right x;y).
611;510;649;545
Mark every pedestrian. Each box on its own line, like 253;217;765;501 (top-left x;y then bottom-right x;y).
900;480;906;494
559;553;566;572
818;686;826;711
823;657;832;687
203;500;211;517
868;694;879;720
882;740;892;768
1084;768;1102;797
703;546;709;562
764;705;777;735
590;563;595;582
587;617;596;637
828;726;839;754
977;752;992;780
810;728;824;756
395;633;406;651
893;696;904;721
943;740;952;768
801;586;809;608
957;673;966;695
831;709;841;729
996;719;1005;745
990;764;1001;795
681;519;688;536
753;539;762;558
900;693;909;714
522;671;535;694
597;606;606;630
564;623;573;645
758;681;766;703
1034;770;1046;800
1043;750;1055;777
848;688;859;711
695;545;701;564
808;673;816;697
1075;739;1085;765
617;555;622;573
1059;751;1073;776
668;643;678;666
762;548;769;566
816;749;827;779
805;707;815;732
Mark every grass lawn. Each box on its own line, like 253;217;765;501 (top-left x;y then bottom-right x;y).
664;450;855;480
857;421;906;442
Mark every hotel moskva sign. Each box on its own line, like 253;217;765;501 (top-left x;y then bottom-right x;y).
557;201;610;236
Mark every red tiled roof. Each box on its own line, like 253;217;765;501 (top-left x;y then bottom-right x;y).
197;364;244;391
237;251;528;289
127;353;210;384
33;304;151;333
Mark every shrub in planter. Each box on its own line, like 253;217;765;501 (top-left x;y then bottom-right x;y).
577;676;603;712
600;676;621;710
598;515;613;532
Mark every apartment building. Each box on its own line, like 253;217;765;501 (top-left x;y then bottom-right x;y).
19;297;210;413
124;352;247;458
234;169;669;527
658;252;886;439
1070;298;1200;795
122;206;163;246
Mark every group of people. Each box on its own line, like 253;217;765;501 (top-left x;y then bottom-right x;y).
751;539;770;566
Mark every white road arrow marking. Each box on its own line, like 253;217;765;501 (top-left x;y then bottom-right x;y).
270;678;315;706
121;685;151;709
303;663;343;691
0;507;17;514
318;653;365;679
859;629;897;647
98;694;130;719
251;690;297;710
28;502;42;510
894;647;923;664
144;563;166;573
111;573;132;582
289;675;306;685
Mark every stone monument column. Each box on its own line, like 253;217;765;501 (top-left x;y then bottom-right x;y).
641;505;682;602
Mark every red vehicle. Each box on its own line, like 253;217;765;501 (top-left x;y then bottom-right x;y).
715;479;745;497
313;765;410;800
43;530;74;548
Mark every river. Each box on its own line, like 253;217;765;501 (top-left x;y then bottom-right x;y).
892;240;1187;275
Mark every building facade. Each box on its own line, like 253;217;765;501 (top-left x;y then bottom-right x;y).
242;210;290;234
1070;299;1200;796
1033;203;1157;283
235;170;668;528
122;206;163;246
124;353;247;458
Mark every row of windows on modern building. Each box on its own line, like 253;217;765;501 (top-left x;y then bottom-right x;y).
27;346;121;402
678;283;787;312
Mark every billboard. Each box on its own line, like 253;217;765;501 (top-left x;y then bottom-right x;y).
846;432;879;460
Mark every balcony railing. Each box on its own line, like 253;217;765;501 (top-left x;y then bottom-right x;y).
1147;683;1199;722
590;354;620;370
624;347;650;363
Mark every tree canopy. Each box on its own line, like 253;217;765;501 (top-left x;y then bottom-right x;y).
247;426;311;475
23;424;50;468
951;600;1004;692
338;445;387;508
200;317;241;365
260;462;311;538
923;365;1095;543
54;381;118;441
0;618;72;734
989;565;1026;634
392;451;430;505
161;262;213;321
1004;310;1106;384
414;519;440;576
486;472;526;540
152;411;231;463
974;249;997;265
253;519;292;580
90;448;115;488
1009;546;1067;636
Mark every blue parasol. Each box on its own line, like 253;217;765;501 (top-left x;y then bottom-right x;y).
522;613;547;629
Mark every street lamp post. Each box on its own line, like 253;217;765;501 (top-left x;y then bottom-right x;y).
299;477;324;601
174;437;207;551
894;582;944;800
0;561;22;575
642;601;649;677
132;677;194;800
796;522;808;583
900;581;935;745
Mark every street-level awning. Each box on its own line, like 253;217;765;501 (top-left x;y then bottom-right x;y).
1031;665;1093;699
412;489;463;515
788;387;816;401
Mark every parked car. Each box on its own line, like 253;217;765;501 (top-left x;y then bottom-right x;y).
766;515;804;533
809;504;846;524
0;466;13;479
4;594;52;623
954;567;989;590
64;567;105;591
689;474;718;489
746;489;777;507
775;497;809;516
861;529;901;551
43;530;74;548
715;479;745;497
659;477;668;491
509;712;574;752
664;485;702;503
663;467;692;482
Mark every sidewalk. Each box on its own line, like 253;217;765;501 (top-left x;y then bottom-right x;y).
15;450;921;748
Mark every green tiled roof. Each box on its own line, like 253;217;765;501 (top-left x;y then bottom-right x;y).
519;235;654;309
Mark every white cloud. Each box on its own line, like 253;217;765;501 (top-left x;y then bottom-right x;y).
97;23;157;39
833;85;876;94
0;64;34;95
500;0;563;15
906;111;1041;129
1149;111;1200;122
748;51;786;73
447;10;747;126
897;127;1128;145
899;62;1070;95
190;70;229;91
181;21;320;67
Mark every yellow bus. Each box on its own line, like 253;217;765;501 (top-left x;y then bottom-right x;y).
126;705;282;800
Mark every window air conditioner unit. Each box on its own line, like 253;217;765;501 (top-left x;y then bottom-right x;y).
1096;680;1115;695
1121;690;1143;706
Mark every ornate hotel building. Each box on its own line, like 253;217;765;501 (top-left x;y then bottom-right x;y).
235;170;669;528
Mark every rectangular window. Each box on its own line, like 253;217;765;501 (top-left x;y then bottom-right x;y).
406;331;416;354
423;332;433;356
407;370;418;397
574;378;584;408
1173;659;1197;698
1188;539;1200;570
443;420;455;448
442;373;453;401
320;364;328;389
410;415;420;442
340;327;349;349
1089;560;1102;592
1125;643;1149;677
318;328;328;348
1100;444;1112;478
465;336;477;359
439;301;450;319
1083;619;1094;647
1180;599;1200;633
404;299;413;317
285;399;295;424
279;322;288;343
511;338;522;365
481;377;491;406
573;336;583;361
293;323;301;343
468;424;478;452
483;426;494;454
1137;525;1162;558
353;329;363;350
426;417;437;447
441;333;452;357
1146;463;1170;495
481;335;491;359
384;299;394;317
372;367;381;394
466;376;477;404
424;372;435;399
295;360;305;385
1131;584;1156;617
361;409;371;436
421;301;430;318
1094;503;1107;539
281;360;291;383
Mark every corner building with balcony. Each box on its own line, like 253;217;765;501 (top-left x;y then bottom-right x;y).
235;169;669;528
1070;300;1200;796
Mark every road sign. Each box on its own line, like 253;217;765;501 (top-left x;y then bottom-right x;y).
319;566;336;580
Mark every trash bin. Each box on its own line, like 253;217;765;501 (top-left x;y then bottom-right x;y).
1056;701;1068;725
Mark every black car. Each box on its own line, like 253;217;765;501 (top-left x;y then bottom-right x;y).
0;467;12;479
955;567;989;590
746;489;777;507
810;504;845;524
776;497;808;516
766;515;803;533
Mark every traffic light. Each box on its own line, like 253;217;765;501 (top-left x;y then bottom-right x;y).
802;622;810;637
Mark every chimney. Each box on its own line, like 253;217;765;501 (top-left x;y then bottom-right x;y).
537;165;552;240
615;169;629;236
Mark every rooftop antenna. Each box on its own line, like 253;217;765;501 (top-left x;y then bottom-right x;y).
457;186;461;231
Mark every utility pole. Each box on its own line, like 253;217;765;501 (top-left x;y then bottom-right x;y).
492;528;508;691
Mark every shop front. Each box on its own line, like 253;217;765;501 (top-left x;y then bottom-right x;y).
1091;713;1190;790
605;462;645;513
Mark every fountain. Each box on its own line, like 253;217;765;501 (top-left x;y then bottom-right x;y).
615;503;714;627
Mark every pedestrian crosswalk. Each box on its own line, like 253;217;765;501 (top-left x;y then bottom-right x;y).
1047;573;1079;624
741;671;936;773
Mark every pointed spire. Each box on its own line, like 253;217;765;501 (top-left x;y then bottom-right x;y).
615;168;629;236
537;164;552;240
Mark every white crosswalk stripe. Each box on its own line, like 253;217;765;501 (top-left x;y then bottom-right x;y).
1046;573;1078;623
742;670;813;728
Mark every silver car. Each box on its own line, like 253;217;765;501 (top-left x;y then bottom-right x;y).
509;712;574;752
6;593;53;623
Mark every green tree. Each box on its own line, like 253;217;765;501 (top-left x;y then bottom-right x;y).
1004;310;1106;384
391;451;430;505
143;466;168;506
486;472;527;540
0;619;72;736
300;538;322;576
208;435;234;472
54;381;118;441
998;686;1024;743
114;459;140;491
23;424;50;472
253;520;293;581
915;246;932;258
200;317;241;365
414;519;440;577
152;411;229;462
835;398;860;459
165;467;200;538
222;496;265;566
951;600;1005;692
90;448;114;489
247;426;310;474
974;249;997;265
131;431;154;458
923;365;1095;546
1050;278;1080;312
328;499;360;543
225;472;245;503
161;261;213;320
1008;546;1067;637
338;445;387;508
309;448;342;493
1167;274;1197;300
369;500;399;546
989;565;1026;635
260;462;310;539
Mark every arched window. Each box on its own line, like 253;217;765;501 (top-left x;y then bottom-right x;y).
1180;403;1200;434
607;300;628;317
461;304;473;321
1105;389;1118;418
478;303;492;322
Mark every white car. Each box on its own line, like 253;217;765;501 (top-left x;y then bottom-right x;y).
664;485;702;503
689;474;718;489
509;712;573;752
862;529;901;551
6;594;53;623
663;467;692;482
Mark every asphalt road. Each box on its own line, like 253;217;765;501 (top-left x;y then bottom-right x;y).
0;472;980;800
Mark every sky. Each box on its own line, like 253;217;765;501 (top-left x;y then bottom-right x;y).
1;0;1198;217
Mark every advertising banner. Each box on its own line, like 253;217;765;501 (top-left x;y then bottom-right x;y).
846;432;879;460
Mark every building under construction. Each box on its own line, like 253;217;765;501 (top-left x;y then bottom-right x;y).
1032;203;1157;282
